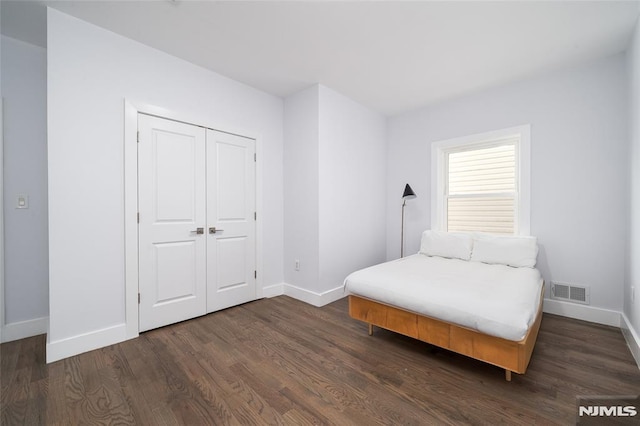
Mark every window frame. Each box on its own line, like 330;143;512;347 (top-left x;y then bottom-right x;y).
431;125;531;236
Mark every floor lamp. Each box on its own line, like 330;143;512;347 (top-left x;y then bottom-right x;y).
401;184;416;258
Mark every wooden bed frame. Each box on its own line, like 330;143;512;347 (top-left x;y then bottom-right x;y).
348;283;544;381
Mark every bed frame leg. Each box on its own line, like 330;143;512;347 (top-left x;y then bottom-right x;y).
368;323;373;336
505;370;512;381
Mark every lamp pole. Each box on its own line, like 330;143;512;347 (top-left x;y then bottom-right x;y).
401;199;407;258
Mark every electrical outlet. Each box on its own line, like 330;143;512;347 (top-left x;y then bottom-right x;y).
295;259;300;271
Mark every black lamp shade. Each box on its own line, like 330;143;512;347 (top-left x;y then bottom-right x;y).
402;184;416;200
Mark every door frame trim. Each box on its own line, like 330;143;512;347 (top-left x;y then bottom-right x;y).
123;99;263;339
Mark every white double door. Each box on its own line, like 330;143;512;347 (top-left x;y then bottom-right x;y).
138;114;256;332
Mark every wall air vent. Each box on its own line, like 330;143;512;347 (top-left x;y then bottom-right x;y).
551;281;590;305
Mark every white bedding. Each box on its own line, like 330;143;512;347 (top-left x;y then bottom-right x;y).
344;254;543;341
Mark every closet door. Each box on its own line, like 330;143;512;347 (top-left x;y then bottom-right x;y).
206;130;256;312
138;114;207;332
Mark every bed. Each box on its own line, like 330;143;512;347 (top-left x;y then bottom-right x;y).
345;230;544;381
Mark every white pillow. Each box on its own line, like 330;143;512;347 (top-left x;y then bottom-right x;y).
419;230;473;260
471;234;538;268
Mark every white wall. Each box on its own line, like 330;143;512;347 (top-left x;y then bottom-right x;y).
624;18;640;361
283;86;320;293
387;54;628;313
283;84;387;301
47;9;284;354
318;86;386;293
1;35;49;339
0;6;4;343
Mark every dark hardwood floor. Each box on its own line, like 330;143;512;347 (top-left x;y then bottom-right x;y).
1;296;639;425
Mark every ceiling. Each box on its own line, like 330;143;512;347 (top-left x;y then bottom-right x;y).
2;1;639;116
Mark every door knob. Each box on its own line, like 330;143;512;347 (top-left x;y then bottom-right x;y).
209;227;225;234
191;227;204;235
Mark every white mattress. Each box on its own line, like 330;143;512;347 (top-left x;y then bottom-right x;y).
344;254;543;341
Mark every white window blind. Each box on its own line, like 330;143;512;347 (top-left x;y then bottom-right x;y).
446;141;517;234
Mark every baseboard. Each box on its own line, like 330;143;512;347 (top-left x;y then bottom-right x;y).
543;298;621;327
621;313;640;370
262;282;285;298
46;323;128;363
282;283;347;307
1;316;48;343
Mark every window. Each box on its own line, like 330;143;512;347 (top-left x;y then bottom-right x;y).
431;125;530;235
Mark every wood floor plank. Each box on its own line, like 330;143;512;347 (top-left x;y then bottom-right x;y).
1;296;639;425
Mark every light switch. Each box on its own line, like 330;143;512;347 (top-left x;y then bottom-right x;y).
16;194;28;209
